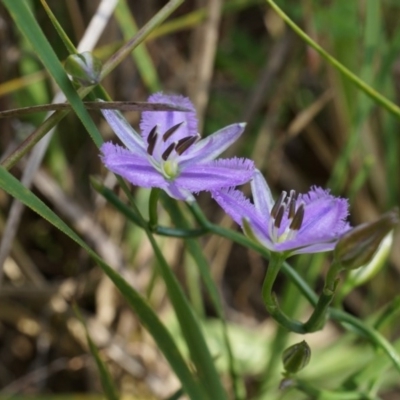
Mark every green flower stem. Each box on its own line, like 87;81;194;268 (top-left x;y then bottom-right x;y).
149;188;161;228
303;261;343;332
291;378;374;400
373;296;400;331
265;0;400;120
91;179;207;237
188;201;400;372
262;252;307;333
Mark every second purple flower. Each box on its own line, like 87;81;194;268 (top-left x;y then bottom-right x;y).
213;170;351;256
100;93;254;201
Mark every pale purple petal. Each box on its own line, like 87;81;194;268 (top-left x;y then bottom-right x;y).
175;158;254;191
276;240;338;254
180;123;246;166
212;188;268;231
298;188;350;238
164;182;195;202
101;108;146;155
101;142;167;188
251;170;275;213
140;93;197;142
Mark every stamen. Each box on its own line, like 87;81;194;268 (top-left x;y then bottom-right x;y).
271;191;287;218
289;203;305;231
147;126;158;156
288;193;297;219
162;142;176;161
176;135;198;155
274;205;285;229
147;125;158;143
163;121;184;141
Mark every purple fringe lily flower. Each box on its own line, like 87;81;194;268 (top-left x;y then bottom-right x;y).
213;170;351;255
100;93;254;201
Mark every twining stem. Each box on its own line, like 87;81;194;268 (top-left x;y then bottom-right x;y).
262;252;307;334
187;201;400;373
303;261;343;332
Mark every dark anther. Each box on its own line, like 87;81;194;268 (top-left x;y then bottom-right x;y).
288;198;296;219
147;126;158;155
289;204;305;231
176;135;197;155
287;191;297;219
162;142;176;161
147;125;158;143
163;121;184;141
271;191;287;219
274;205;285;229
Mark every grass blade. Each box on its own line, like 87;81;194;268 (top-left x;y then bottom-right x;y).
0;165;205;400
3;0;104;147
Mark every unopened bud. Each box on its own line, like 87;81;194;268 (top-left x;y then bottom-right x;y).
64;51;102;86
335;208;399;270
282;340;311;374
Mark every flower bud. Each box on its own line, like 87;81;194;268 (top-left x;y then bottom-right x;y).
64;51;102;86
282;340;311;374
342;232;393;296
334;208;399;270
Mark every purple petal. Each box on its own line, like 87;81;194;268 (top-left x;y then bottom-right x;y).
273;236;339;254
251;170;275;213
180;123;246;166
211;188;272;249
140;93;198;143
164;182;195;202
212;188;262;226
175;158;254;192
101;108;146;155
298;188;350;239
101;142;167;189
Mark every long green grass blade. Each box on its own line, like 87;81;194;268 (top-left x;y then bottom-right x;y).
0;165;205;400
122;198;228;399
92;181;230;398
162;196;244;399
3;0;103;147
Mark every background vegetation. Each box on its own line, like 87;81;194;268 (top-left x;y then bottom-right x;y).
0;0;399;398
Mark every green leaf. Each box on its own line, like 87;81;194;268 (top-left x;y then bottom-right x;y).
3;0;103;147
0;165;205;400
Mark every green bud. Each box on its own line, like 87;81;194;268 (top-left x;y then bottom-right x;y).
334;208;399;270
282;340;311;374
64;51;102;86
344;232;393;293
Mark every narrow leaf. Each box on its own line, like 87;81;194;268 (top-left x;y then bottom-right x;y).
0;165;205;400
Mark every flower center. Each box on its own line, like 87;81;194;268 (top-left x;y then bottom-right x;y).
145;122;199;180
269;190;305;243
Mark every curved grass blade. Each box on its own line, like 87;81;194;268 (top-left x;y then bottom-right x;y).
0;165;205;400
3;0;104;147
